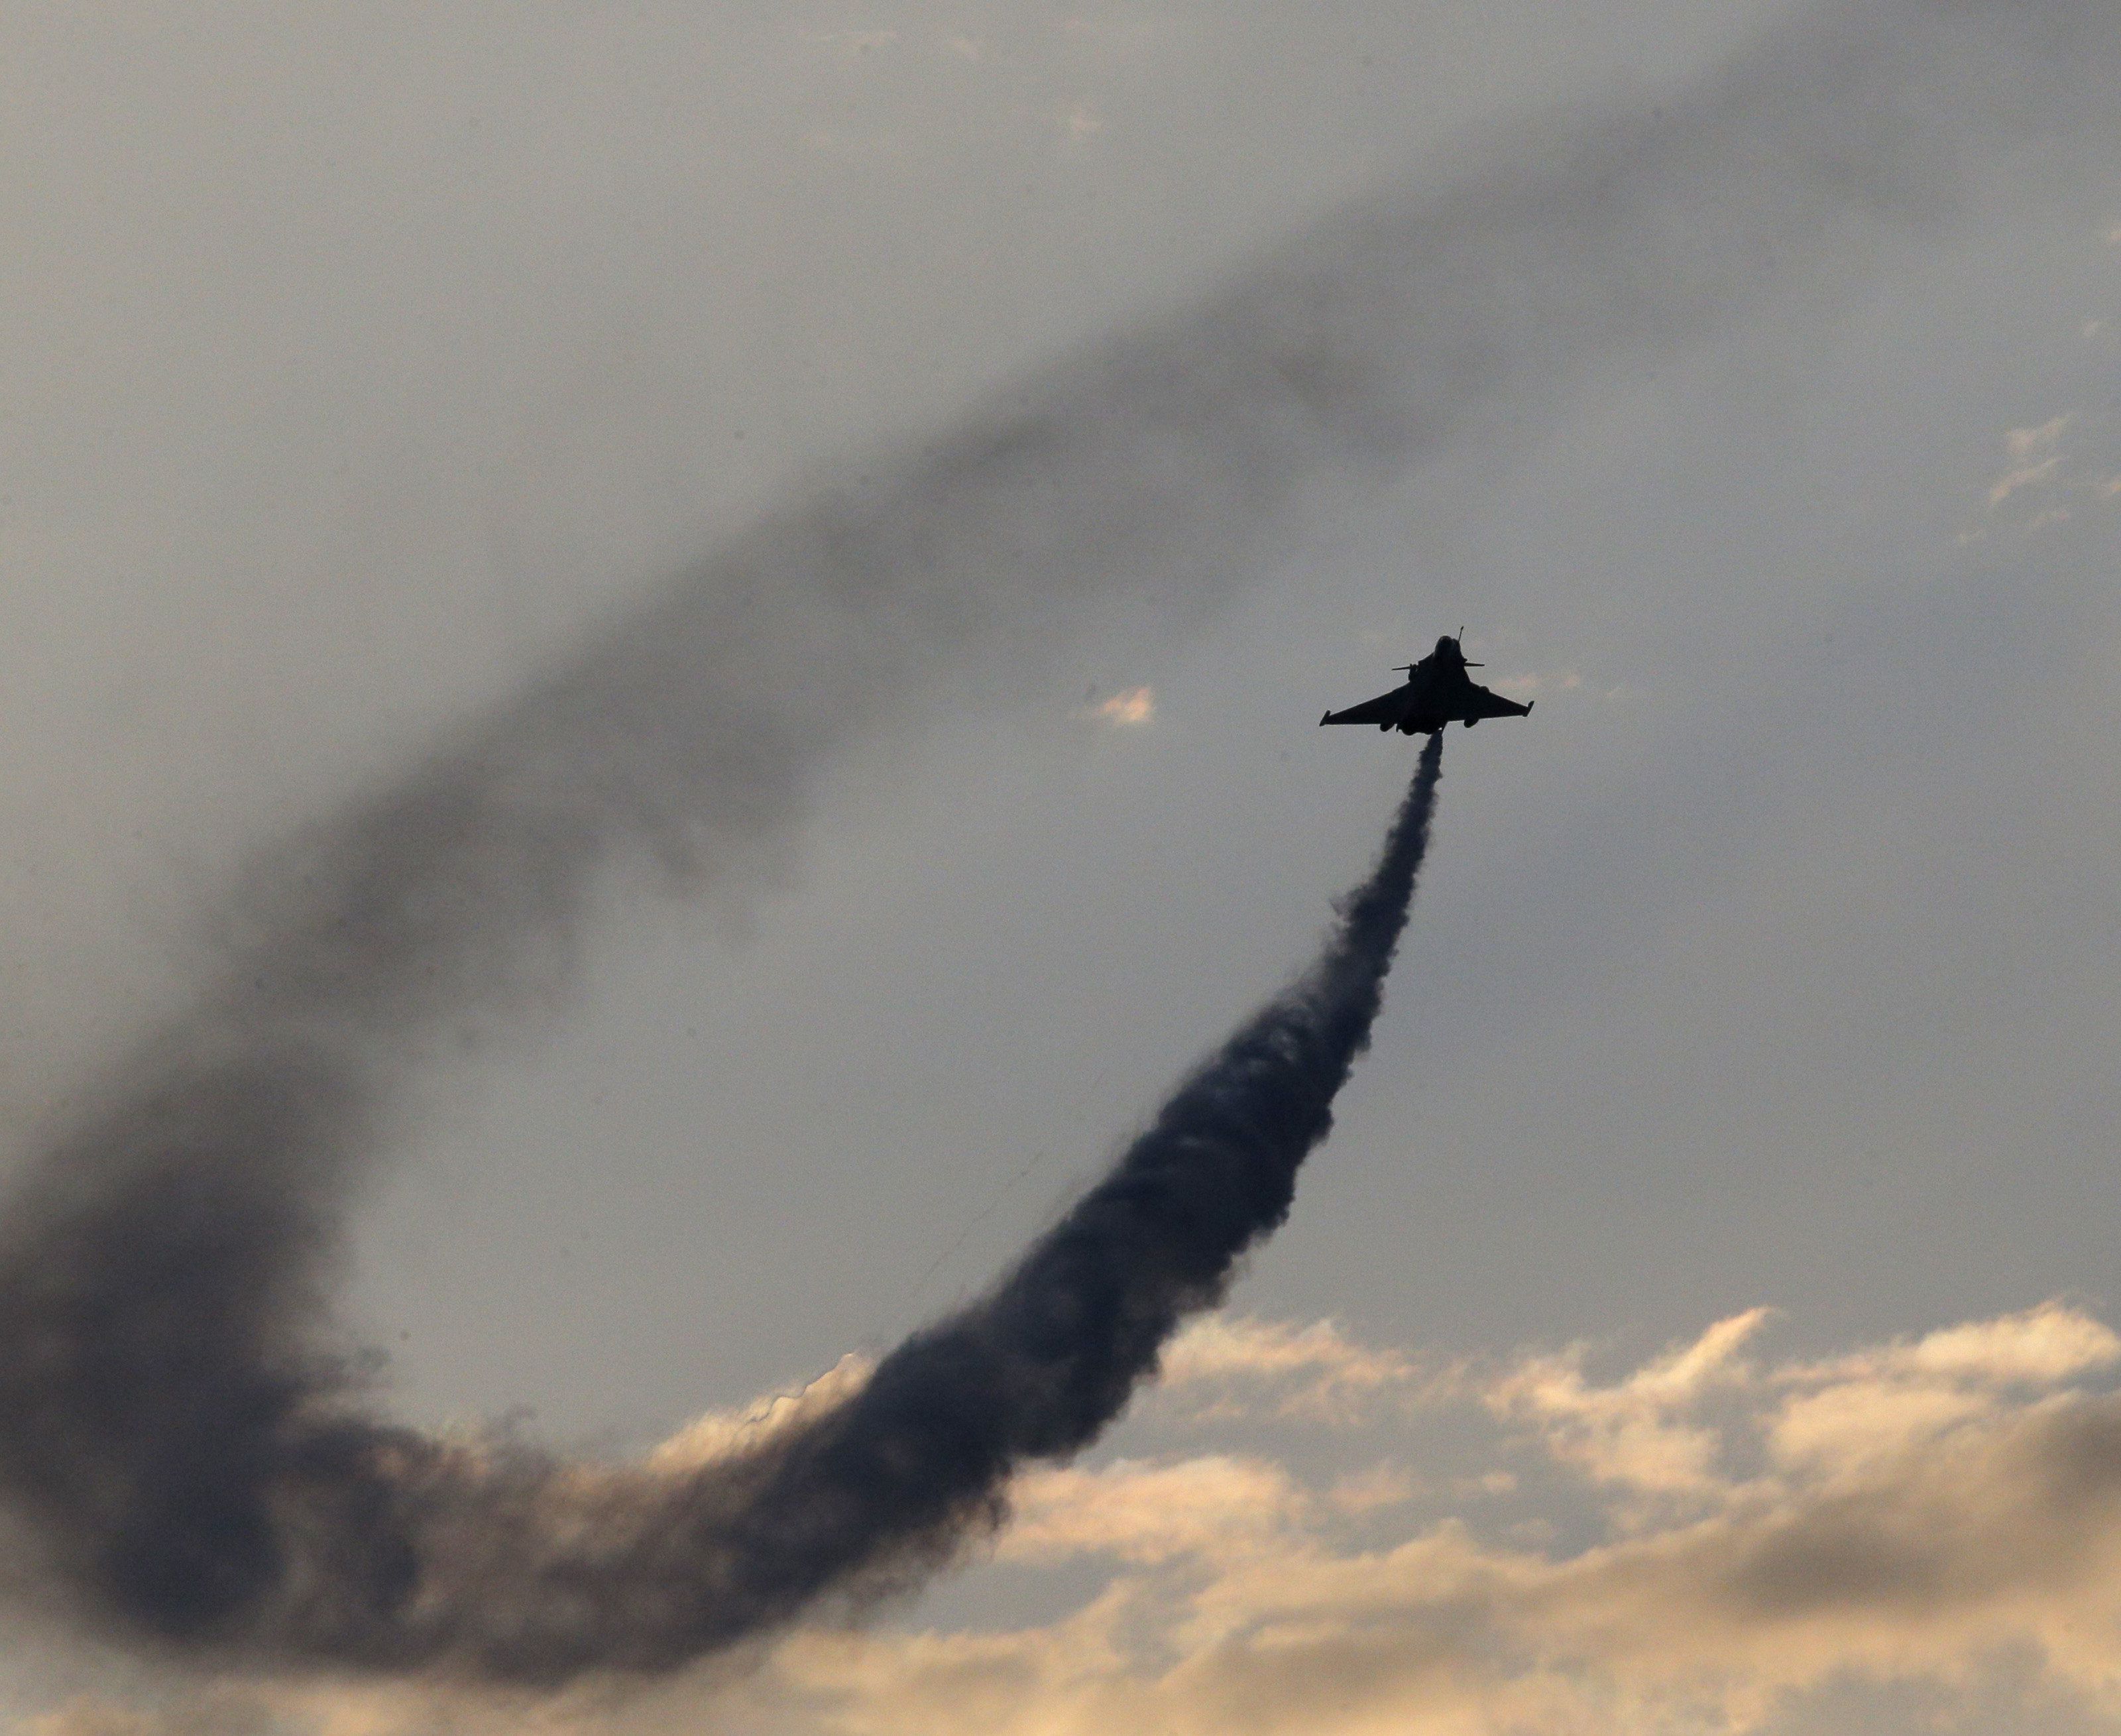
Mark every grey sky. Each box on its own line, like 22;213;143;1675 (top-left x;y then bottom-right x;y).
3;3;2120;1731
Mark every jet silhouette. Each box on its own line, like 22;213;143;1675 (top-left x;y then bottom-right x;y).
1320;635;1532;736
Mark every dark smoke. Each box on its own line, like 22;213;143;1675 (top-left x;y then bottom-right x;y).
0;743;1440;1684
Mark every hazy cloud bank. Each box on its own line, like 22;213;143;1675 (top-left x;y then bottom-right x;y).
35;1299;2121;1736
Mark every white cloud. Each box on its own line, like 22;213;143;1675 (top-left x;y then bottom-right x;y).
1485;1309;1773;1498
769;1301;2121;1736
647;1354;873;1472
1796;1297;2121;1388
1989;453;2066;506
999;1455;1309;1566
2004;414;2074;461
1988;415;2073;507
1977;412;2121;531
1153;1314;1436;1421
1080;686;1155;727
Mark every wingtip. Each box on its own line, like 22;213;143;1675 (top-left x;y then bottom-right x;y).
1319;711;1330;726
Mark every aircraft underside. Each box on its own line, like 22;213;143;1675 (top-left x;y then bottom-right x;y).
1320;636;1532;738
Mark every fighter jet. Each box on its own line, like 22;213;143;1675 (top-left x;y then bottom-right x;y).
1320;634;1533;736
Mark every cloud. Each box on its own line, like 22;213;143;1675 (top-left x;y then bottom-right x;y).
1080;686;1155;727
2005;416;2075;462
744;1301;2121;1736
1153;1314;1435;1422
1988;413;2073;505
1977;412;2121;533
49;1302;2121;1735
997;1456;1309;1566
1485;1309;1774;1499
1792;1297;2120;1389
1762;1301;2120;1478
1988;452;2067;507
644;1355;874;1474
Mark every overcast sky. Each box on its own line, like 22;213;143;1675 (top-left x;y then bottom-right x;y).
4;4;2120;1733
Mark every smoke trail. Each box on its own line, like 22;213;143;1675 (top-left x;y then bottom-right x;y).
0;741;1441;1683
0;0;2112;1694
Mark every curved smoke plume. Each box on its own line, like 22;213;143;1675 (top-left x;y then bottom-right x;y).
0;746;1440;1684
0;0;2112;1692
